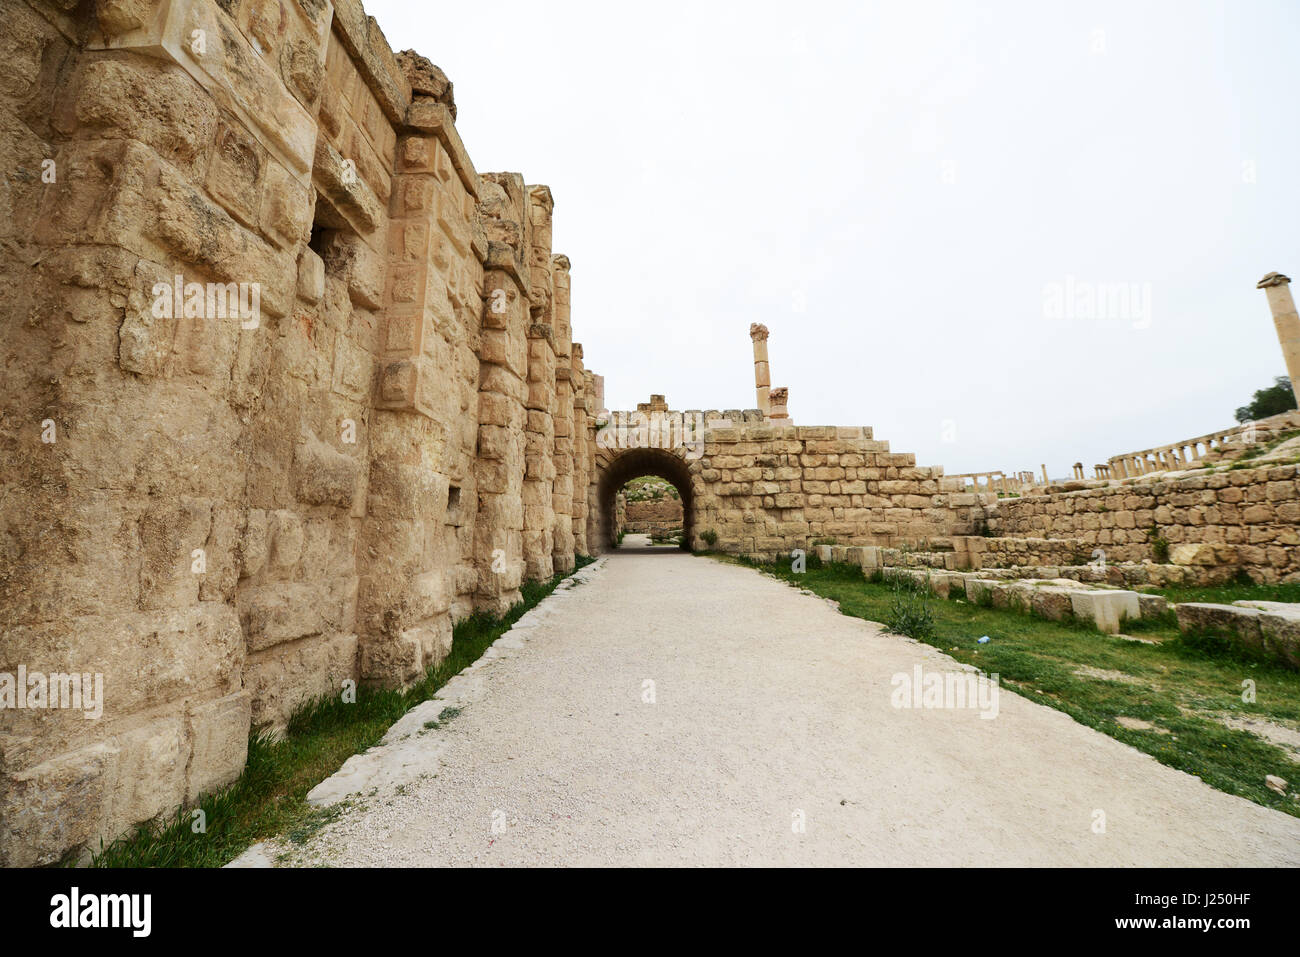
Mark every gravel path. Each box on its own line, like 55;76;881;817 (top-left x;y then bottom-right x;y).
268;537;1300;867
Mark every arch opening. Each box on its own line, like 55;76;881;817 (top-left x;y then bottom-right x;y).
596;447;695;552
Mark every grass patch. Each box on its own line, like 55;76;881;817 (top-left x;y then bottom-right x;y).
1141;579;1300;607
719;557;1300;818
86;556;596;868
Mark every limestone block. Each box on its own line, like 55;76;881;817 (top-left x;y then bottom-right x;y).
403;619;454;670
154;165;295;318
0;742;118;867
927;570;959;599
238;581;351;651
5;605;243;736
1069;589;1140;634
1176;603;1264;654
1231;601;1300;668
964;579;1000;605
294;248;325;304
269;509;304;571
185;691;252;802
246;631;359;728
366;459;444;520
206;119;265;230
104;716;188;843
1137;594;1169;619
1027;584;1075;621
241;509;270;580
292;435;358;508
320;231;383;310
72;58;217;180
1170;543;1219;566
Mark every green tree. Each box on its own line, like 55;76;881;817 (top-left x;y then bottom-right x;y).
1234;375;1297;423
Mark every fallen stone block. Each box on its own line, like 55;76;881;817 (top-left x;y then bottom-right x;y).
1027;583;1076;622
1232;601;1300;669
1137;593;1170;619
964;579;1000;606
1069;589;1141;634
1175;603;1267;658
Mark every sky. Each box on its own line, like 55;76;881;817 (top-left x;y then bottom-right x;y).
368;0;1299;478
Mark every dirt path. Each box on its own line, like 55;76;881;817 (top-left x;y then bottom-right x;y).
264;539;1300;866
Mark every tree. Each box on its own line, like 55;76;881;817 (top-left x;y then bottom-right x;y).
1235;376;1298;423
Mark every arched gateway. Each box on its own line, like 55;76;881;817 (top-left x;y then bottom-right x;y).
594;445;699;550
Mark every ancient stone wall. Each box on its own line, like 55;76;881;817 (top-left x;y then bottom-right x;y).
6;0;1297;870
593;418;986;557
623;499;684;535
691;424;983;558
0;0;601;866
993;464;1300;582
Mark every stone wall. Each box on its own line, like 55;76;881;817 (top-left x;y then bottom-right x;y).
6;0;1297;869
622;499;683;535
0;0;602;865
692;424;984;558
992;463;1300;582
593;420;988;557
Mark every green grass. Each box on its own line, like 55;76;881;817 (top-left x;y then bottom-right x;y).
723;557;1300;818
1143;579;1300;607
85;556;595;868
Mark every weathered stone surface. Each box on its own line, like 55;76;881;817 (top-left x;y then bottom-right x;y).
9;0;1300;877
1069;590;1141;634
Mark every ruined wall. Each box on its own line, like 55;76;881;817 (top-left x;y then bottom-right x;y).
0;0;600;866
593;417;986;557
993;464;1300;582
622;499;684;535
691;424;982;558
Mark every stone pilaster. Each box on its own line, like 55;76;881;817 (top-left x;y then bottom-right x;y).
572;343;590;556
474;173;530;614
521;185;557;579
551;253;576;572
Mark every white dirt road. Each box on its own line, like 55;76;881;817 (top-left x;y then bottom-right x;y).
265;537;1300;867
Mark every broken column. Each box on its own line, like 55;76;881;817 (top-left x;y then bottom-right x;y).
750;322;771;416
769;386;790;422
1258;272;1300;408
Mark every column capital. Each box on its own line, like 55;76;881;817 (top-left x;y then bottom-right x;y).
749;322;769;341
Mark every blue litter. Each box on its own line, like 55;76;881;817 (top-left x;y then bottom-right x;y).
977;636;991;644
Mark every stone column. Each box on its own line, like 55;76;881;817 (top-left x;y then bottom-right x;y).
750;323;771;416
1258;272;1300;407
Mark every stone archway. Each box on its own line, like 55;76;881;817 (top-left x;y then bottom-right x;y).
594;446;697;551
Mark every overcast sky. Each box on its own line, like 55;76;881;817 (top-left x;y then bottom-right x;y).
368;0;1298;478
